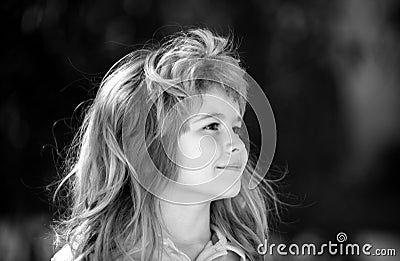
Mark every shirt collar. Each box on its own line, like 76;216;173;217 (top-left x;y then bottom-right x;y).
162;224;247;261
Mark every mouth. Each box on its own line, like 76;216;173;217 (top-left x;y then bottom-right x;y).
216;165;242;171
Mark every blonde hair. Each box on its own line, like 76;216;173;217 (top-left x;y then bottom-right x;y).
53;28;279;261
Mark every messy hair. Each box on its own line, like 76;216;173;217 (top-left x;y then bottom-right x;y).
53;28;278;261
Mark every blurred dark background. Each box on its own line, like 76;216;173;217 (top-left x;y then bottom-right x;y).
1;0;400;260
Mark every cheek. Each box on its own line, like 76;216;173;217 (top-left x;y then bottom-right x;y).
201;135;221;156
238;140;249;164
177;134;220;169
241;141;248;157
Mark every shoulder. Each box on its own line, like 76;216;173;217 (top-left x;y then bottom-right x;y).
212;251;242;261
51;245;73;261
210;225;247;261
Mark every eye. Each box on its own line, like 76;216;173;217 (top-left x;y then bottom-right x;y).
232;126;241;134
203;122;220;131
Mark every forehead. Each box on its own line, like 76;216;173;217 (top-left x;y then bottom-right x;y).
190;87;241;117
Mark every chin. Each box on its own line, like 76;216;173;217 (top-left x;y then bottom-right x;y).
218;179;241;199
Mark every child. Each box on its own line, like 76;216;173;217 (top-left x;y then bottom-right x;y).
51;28;278;261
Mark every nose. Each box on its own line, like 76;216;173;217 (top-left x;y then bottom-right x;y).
222;128;241;154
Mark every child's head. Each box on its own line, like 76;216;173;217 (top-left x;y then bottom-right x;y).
98;29;251;204
55;28;276;261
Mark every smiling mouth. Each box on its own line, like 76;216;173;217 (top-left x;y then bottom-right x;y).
216;165;242;170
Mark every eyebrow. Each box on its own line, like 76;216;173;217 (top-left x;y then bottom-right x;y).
190;113;242;123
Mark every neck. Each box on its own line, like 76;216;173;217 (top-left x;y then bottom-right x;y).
159;200;212;245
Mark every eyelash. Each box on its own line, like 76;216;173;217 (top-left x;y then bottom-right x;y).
203;123;241;134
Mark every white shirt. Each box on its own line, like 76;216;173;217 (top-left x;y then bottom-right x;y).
51;224;246;261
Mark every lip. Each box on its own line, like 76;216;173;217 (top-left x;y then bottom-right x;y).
216;164;243;170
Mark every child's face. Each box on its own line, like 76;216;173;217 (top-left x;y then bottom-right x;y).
175;86;248;200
